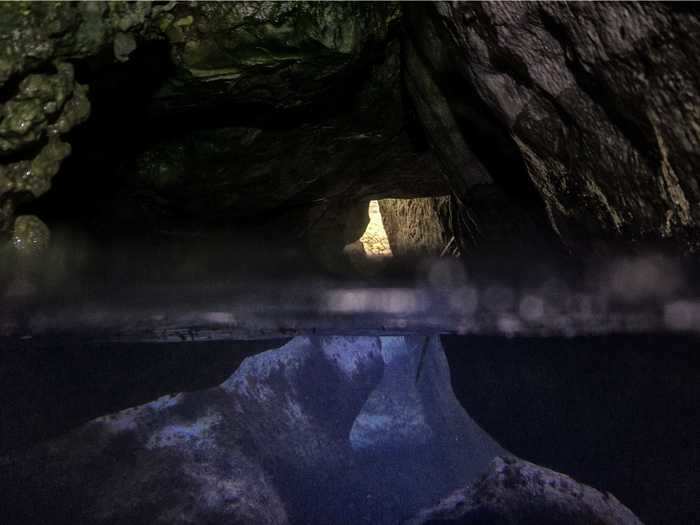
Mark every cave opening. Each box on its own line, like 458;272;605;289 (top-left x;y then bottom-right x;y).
18;30;453;291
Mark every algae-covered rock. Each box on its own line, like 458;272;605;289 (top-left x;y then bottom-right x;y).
1;63;79;153
11;215;49;256
0;61;88;203
1;214;50;296
155;1;400;113
0;1;172;247
378;196;454;257
0;2;169;88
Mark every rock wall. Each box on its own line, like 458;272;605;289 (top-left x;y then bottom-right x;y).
0;335;644;524
378;196;454;257
154;2;400;115
404;2;700;255
408;456;642;525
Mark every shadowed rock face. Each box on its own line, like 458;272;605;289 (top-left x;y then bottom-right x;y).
4;1;699;266
82;42;448;251
404;2;700;255
3;1;700;260
408;456;642;525
0;336;505;525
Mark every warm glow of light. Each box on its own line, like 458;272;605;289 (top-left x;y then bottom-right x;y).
359;200;392;257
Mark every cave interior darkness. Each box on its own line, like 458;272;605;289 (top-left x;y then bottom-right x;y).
18;37;449;286
1;3;699;525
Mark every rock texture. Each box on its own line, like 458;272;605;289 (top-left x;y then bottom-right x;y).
98;56;447;248
0;1;170;243
1;336;645;525
378;196;454;257
0;336;504;525
408;456;642;525
405;2;700;254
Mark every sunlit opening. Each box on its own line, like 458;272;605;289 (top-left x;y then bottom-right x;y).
358;200;392;257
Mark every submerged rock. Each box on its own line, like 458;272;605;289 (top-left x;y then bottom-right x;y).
0;335;642;524
0;336;503;525
408;456;643;525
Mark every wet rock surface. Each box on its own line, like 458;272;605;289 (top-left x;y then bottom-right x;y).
405;2;700;254
156;2;400;115
0;62;88;244
0;336;505;525
0;1;168;241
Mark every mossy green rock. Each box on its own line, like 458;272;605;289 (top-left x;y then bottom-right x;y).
0;2;167;88
153;2;400;113
11;214;50;256
0;1;171;251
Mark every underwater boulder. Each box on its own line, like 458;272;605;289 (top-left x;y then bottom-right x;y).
408;456;643;525
0;335;506;525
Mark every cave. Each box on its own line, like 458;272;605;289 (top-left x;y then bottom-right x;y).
0;3;698;525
